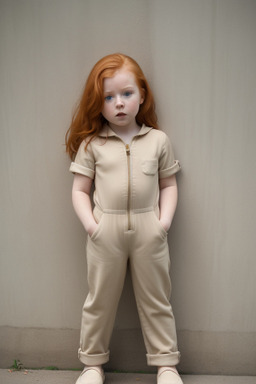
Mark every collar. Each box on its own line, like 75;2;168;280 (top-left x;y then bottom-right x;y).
98;124;152;139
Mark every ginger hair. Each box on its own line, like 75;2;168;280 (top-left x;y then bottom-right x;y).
65;53;159;159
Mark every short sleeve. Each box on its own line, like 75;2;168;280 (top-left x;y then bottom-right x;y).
159;134;181;179
69;140;95;179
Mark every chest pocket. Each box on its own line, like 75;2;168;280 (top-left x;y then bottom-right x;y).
142;159;158;175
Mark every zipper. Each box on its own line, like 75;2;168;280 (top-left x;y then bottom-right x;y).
125;144;131;230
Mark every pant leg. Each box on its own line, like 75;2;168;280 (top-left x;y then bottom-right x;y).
79;213;128;366
129;211;181;367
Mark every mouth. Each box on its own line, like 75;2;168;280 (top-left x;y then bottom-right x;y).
116;113;126;117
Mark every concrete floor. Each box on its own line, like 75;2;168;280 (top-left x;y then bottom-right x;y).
0;370;255;384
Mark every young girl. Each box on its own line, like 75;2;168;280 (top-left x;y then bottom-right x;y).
65;53;183;384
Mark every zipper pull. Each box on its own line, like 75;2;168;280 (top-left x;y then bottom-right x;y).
125;144;130;155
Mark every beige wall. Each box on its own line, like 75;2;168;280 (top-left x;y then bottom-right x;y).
0;0;255;374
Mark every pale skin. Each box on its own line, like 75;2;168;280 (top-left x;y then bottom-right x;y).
72;67;179;377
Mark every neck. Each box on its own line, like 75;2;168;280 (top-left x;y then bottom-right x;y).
109;123;141;144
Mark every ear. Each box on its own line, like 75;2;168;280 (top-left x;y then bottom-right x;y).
140;88;145;104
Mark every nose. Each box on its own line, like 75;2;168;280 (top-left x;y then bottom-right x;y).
116;95;124;108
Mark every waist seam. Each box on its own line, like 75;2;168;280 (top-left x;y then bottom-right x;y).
94;205;157;215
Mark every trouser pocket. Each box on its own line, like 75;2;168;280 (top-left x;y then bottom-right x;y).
152;211;168;240
90;209;105;241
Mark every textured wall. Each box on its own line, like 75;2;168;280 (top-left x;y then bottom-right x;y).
0;0;255;374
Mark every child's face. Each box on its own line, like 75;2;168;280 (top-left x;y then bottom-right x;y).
101;68;144;131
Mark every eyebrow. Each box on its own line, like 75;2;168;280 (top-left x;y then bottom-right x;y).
104;85;135;94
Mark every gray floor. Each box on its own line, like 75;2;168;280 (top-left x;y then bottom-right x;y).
0;370;256;384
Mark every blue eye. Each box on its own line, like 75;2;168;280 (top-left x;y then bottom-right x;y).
105;95;113;101
123;91;132;97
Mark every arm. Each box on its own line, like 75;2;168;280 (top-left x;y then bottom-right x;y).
159;174;178;232
72;173;97;237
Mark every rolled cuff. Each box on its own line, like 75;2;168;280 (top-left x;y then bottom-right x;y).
78;349;110;365
69;162;95;179
159;160;181;179
146;351;181;366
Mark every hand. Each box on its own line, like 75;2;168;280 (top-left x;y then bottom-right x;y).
87;221;98;237
159;217;171;232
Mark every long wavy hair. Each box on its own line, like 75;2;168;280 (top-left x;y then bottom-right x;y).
65;53;159;159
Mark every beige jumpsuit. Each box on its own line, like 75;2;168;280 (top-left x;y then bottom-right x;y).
70;124;181;367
